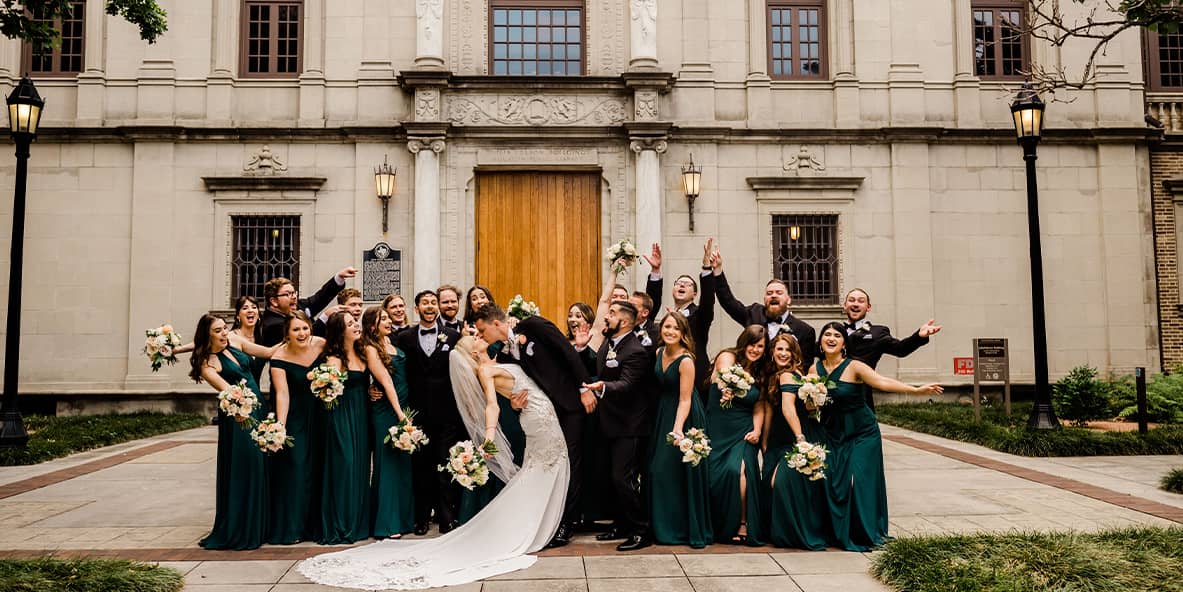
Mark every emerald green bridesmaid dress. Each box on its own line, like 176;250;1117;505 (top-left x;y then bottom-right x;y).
200;347;268;550
457;394;527;524
762;376;830;550
705;381;764;545
370;349;416;537
316;369;372;544
266;359;318;544
647;351;713;548
818;358;889;551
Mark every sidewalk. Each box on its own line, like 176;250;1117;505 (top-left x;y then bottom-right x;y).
0;423;1178;591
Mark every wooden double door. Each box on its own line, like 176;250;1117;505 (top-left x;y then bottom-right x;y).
475;171;601;326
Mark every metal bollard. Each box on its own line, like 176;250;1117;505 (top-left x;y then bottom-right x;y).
1136;367;1148;434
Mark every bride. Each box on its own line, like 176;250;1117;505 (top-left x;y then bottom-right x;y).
298;336;569;590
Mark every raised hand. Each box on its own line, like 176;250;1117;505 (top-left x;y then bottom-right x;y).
702;238;714;268
709;250;722;274
573;324;592;349
643;243;662;273
916;383;944;395
336;266;359;280
918;319;942;338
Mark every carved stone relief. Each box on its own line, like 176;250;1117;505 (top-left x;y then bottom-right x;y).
243;145;287;175
595;0;627;74
446;95;627;126
634;90;658;121
415;89;441;121
407;138;447;154
629;138;668;154
784;145;827;176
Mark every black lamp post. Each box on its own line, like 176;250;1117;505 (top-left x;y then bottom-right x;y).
0;76;44;449
374;154;396;234
1010;83;1060;430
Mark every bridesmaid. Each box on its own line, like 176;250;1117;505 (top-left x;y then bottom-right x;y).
762;334;829;550
648;312;713;548
705;325;766;545
810;322;942;550
566;300;607;528
230;295;267;385
361;306;414;539
316;311;373;544
267;311;325;544
189;313;278;550
463;285;495;327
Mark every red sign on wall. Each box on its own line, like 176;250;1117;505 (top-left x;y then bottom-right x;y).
954;357;975;375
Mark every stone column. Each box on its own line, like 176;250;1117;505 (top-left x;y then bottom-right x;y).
76;0;107;123
299;0;326;125
631;137;667;262
629;0;657;69
678;0;714;122
745;0;771;124
415;0;445;69
832;0;859;127
952;0;982;126
408;137;445;293
206;0;236;123
124;142;176;389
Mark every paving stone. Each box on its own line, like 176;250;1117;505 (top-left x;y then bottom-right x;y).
771;551;869;575
584;555;684;578
676;553;785;576
154;560;200;575
487;556;585;579
181;586;272;592
688;575;802;592
792;573;892;592
185;560;295;585
483;579;587;592
586;577;693;592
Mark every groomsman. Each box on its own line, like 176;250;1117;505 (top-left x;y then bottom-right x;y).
437;284;464;333
611;284;630;303
312;288;364;335
843;288;942;411
628;292;659;351
583;301;653;552
713;246;817;367
259;266;356;346
471;304;592;548
396;290;464;535
643;240;718;385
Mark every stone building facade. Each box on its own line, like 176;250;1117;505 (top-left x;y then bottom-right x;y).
0;0;1163;402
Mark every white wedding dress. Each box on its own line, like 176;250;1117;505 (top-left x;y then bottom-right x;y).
298;363;569;590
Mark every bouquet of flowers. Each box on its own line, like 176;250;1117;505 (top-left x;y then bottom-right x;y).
506;294;541;320
307;363;348;409
798;375;836;420
384;408;430;453
605;239;638;273
250;413;294;453
143;325;183;372
716;364;755;409
667;427;712;467
438;440;497;490
786;440;829;481
217;379;260;426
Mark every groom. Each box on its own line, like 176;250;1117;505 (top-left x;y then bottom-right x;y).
472;304;592;549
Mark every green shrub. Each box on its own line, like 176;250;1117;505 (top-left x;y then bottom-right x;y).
0;413;208;466
1163;468;1183;494
1053;365;1111;426
1108;369;1183;424
0;558;183;592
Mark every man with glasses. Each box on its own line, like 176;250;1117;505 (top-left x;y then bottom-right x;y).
260;266;358;346
643;240;718;386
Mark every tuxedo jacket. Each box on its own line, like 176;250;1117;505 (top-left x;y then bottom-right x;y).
395;324;463;427
259;274;342;347
647;273;717;385
595;331;652;438
714;271;817;367
495;315;588;416
845;323;928;370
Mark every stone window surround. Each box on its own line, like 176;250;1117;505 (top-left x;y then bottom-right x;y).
1144;30;1183;92
21;0;86;78
239;0;304;79
970;0;1029;81
487;0;586;77
766;0;829;81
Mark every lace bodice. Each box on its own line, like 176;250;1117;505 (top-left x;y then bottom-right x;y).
498;364;567;470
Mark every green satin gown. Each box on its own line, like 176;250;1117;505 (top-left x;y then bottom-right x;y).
200;347;269;550
648;351;713;548
762;377;830;550
457;394;527;524
818;358;889;551
316;369;372;544
370;349;416;537
266;359;319;544
705;381;764;545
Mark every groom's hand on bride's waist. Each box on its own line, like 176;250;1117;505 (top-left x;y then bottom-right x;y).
509;390;529;410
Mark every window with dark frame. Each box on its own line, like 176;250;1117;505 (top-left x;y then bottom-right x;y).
768;0;827;79
1147;32;1183;90
241;0;302;77
231;215;301;306
489;0;584;76
772;214;839;306
22;1;85;77
972;2;1028;80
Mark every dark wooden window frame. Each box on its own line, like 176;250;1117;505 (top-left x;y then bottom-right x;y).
767;0;828;80
239;0;304;79
231;214;301;306
21;1;85;78
1146;30;1183;91
971;1;1030;81
488;0;586;76
771;213;840;306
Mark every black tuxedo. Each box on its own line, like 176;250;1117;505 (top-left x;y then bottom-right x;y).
631;320;660;353
714;271;817;367
845;321;929;410
594;331;652;536
259;274;343;346
647;273;717;387
440;318;464;333
494;315;589;524
396;323;464;525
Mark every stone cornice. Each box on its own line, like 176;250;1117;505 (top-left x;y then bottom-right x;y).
621;70;676;92
30;126;402;143
447;75;629;93
202;176;327;192
746;176;865;191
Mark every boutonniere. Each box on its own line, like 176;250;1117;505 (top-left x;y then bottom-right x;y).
516;335;528;346
441;344;451;352
437;333;447;343
526;342;536;357
606;349;617;361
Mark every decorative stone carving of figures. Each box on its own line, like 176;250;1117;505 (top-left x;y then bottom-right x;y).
244;145;287;175
416;0;444;66
784;146;826;176
630;0;657;67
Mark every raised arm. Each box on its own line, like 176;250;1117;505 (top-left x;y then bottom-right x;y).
200;358;231;392
365;345;406;421
644;243;663;313
885;327;931;358
477;365;505;443
850;360;943;396
671;356;696;438
270;361;291;424
228;332;281;359
589;262;624;352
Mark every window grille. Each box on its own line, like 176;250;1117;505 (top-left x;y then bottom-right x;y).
231;215;300;306
772;214;839;305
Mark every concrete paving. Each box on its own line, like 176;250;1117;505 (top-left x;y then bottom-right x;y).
0;423;1179;591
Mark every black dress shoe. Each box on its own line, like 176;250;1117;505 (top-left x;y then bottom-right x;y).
616;534;652;552
438;520;460;534
595;528;626;541
413;523;429;536
546;523;573;548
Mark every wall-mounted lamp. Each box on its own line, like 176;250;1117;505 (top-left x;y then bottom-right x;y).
789;225;801;241
374;154;397;234
681;153;702;233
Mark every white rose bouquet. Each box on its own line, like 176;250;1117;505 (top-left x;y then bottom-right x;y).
438;439;497;490
217;379;260;427
506;294;541;320
143;324;183;372
384;408;430;453
716;364;755;409
786;440;829;481
605;239;639;274
666;427;712;467
307;363;348;410
798;375;836;420
250;413;294;453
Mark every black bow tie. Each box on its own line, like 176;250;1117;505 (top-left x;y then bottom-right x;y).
420;328;437;336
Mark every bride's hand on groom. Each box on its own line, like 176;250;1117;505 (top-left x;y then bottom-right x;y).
580;382;603;414
509;389;529;410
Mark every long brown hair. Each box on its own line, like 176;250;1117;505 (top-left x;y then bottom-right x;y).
717;324;767;381
764;333;803;407
659;311;695;360
361;306;391;368
464;285;496;324
323;311;366;366
189;314;222;383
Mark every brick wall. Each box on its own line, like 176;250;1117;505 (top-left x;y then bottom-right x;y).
1152;147;1183;369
